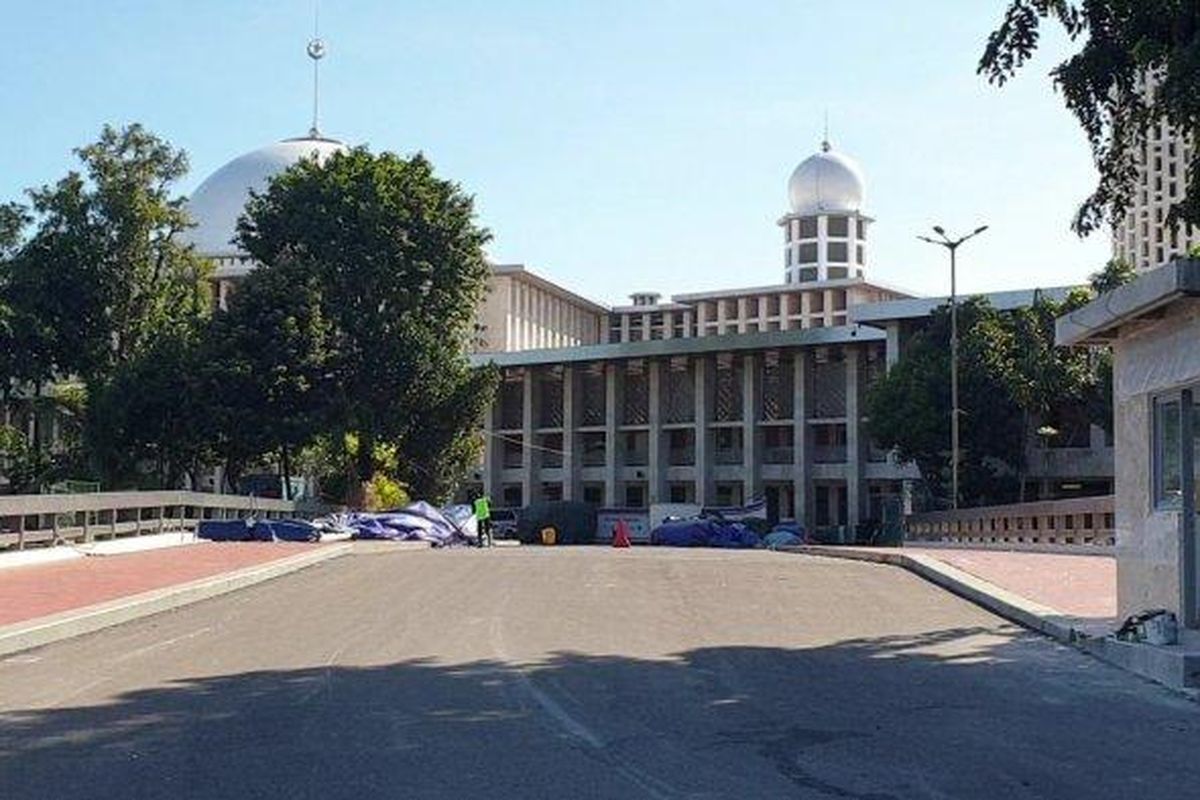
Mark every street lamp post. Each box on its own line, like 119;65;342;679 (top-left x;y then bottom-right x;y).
918;225;988;510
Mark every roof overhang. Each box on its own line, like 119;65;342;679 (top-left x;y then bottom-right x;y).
852;285;1080;328
469;324;884;368
490;263;610;315
1056;260;1200;347
670;276;915;304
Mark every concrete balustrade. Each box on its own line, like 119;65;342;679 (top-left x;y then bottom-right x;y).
905;496;1115;549
0;491;306;551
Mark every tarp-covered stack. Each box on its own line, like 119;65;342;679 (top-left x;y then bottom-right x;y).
650;517;760;549
198;518;322;543
329;502;477;547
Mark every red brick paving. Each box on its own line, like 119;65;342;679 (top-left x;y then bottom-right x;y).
0;543;329;627
904;547;1117;621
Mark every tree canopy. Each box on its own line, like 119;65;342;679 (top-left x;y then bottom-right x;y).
8;125;210;387
980;2;1200;235
233;147;497;502
866;287;1115;509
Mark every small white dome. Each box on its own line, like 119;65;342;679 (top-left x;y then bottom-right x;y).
787;142;866;215
184;137;347;257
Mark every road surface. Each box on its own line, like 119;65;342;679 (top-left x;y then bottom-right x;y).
2;546;1198;799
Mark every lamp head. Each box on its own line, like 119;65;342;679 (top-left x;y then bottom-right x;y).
932;225;946;236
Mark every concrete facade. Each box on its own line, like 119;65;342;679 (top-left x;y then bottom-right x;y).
473;264;607;354
469;322;918;536
1113;121;1198;272
1058;259;1200;627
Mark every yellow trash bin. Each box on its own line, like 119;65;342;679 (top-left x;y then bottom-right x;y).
540;526;557;546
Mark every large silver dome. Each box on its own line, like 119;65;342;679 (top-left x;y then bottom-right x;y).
787;143;866;216
184;137;347;257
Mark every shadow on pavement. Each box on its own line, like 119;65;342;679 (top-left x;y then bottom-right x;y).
2;626;1198;799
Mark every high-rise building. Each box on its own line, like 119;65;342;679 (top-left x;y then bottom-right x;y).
1113;121;1197;271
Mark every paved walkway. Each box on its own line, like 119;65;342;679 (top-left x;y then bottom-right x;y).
902;546;1116;621
2;548;1194;800
0;543;331;626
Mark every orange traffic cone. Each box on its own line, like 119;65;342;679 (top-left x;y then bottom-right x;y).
612;519;632;548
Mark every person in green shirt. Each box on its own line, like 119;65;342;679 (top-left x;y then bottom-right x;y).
473;495;492;547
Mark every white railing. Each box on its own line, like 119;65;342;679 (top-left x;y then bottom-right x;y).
0;491;308;551
905;496;1114;549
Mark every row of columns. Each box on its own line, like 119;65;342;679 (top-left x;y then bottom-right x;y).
608;290;854;343
482;348;870;528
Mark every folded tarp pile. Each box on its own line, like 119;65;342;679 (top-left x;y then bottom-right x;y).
198;518;322;543
650;517;760;549
325;501;478;547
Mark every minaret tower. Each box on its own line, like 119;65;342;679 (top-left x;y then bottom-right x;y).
778;139;872;284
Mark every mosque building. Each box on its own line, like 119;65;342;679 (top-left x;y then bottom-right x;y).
180;38;1113;531
464;140;919;533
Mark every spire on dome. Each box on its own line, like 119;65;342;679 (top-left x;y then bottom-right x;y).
306;1;327;138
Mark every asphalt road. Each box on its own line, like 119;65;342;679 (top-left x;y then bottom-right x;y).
2;546;1198;799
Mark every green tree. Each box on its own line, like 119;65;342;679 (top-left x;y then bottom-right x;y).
866;298;1026;507
2;125;213;486
1000;290;1098;500
869;286;1123;508
9;124;211;386
86;323;212;489
1088;258;1137;294
202;260;332;496
237;147;493;503
980;2;1200;233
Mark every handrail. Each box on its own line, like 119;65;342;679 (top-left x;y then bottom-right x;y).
905;495;1115;549
0;490;297;516
0;490;308;551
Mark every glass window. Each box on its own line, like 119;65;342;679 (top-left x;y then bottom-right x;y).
798;243;819;263
1154;397;1182;508
827;242;849;263
799;217;818;239
799;267;819;282
827;216;849;237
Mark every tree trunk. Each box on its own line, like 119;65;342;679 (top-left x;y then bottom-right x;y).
1017;408;1030;503
280;444;293;501
349;431;375;509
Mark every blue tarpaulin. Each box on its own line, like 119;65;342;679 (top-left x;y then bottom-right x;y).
197;518;320;543
335;502;476;547
650;518;760;549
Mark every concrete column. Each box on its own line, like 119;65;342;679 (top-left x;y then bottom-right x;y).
694;355;711;506
663;311;674;339
482;386;500;501
845;347;862;531
736;298;748;333
648;359;664;505
696;304;708;337
562;365;578;501
604;362;619;506
716;300;728;335
522;368;537;505
793;351;810;526
620;314;631;343
682;309;693;338
743;353;761;503
885;322;901;369
817;214;828;281
642;312;652;341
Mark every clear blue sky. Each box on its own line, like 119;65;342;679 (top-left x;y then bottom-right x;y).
1;1;1109;303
